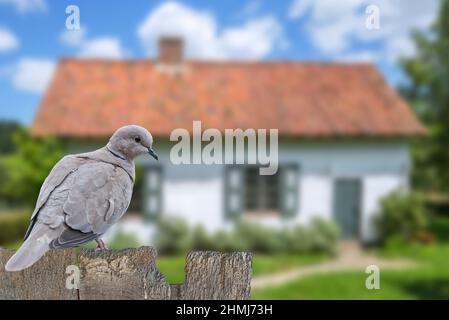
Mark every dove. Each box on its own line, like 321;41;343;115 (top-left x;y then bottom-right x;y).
5;125;158;272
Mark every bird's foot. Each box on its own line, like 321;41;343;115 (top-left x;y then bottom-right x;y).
95;239;108;251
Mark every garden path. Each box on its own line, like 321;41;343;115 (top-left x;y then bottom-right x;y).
251;241;417;289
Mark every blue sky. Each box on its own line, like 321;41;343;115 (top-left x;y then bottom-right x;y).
0;0;440;124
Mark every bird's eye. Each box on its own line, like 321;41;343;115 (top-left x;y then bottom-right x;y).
134;137;141;143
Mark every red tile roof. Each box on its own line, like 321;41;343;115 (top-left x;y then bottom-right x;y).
32;59;425;137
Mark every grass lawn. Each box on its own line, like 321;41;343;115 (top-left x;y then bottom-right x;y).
6;212;449;299
7;240;449;299
252;242;449;299
157;253;329;284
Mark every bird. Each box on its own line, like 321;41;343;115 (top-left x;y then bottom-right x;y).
5;125;158;272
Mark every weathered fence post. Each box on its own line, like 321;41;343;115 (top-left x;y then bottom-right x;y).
0;247;252;300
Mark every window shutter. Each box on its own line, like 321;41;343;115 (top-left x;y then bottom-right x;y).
143;166;162;221
280;164;299;218
224;166;244;220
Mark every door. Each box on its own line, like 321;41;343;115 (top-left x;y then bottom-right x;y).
333;179;361;239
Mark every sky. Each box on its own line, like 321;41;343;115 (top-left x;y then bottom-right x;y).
0;0;441;125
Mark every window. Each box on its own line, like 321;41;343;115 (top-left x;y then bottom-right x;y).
224;166;244;219
224;164;299;219
280;164;299;218
143;166;162;220
244;166;280;213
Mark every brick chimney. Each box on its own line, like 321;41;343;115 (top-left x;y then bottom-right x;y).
158;37;184;65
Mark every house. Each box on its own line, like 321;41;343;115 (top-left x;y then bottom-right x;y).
32;38;425;242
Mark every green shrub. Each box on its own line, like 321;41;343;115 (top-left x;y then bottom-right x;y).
282;218;340;255
191;225;216;251
232;222;285;254
429;216;449;242
282;224;314;253
308;218;340;255
154;216;191;255
376;191;428;244
0;210;30;246
212;230;243;252
154;216;340;255
108;230;142;250
424;193;449;217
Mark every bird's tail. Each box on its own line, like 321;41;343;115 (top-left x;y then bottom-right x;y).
5;224;53;272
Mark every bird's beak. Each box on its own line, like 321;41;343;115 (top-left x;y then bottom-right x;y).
148;147;158;160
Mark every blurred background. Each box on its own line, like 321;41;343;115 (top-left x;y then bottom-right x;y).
1;0;449;299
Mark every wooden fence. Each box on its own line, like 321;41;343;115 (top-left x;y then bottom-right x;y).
0;247;252;300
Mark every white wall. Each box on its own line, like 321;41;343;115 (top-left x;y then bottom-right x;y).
136;139;410;242
163;178;224;231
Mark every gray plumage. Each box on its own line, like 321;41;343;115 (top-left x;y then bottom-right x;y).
5;125;157;272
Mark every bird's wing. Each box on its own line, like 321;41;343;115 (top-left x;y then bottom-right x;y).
51;161;133;248
24;155;86;240
49;227;100;249
30;155;85;221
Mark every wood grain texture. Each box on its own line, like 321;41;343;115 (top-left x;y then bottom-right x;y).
179;251;252;300
0;248;78;300
0;247;251;300
78;247;170;300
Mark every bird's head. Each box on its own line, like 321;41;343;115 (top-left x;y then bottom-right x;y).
107;125;158;161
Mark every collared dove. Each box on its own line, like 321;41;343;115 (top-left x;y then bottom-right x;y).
5;125;158;272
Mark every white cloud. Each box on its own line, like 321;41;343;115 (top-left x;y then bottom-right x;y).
288;0;439;62
59;27;87;47
10;59;55;93
78;37;124;59
137;1;283;60
0;27;19;52
59;27;125;59
219;17;282;59
0;0;46;13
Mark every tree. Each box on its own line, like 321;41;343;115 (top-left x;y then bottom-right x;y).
400;0;449;193
0;130;63;207
0;121;22;155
